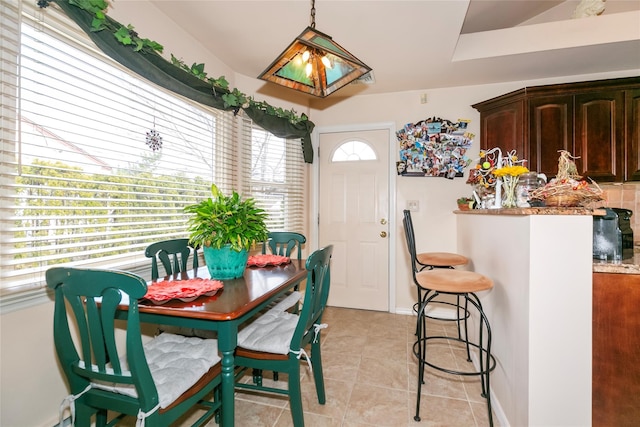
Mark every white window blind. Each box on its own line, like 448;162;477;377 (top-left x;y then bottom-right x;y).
246;126;306;233
0;1;306;303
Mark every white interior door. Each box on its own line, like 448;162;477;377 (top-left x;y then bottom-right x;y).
318;128;390;311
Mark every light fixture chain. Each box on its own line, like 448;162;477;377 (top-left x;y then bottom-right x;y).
310;0;316;28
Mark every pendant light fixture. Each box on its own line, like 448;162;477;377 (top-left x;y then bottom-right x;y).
258;0;372;98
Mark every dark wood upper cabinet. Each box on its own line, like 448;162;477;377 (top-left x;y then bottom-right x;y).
478;96;525;156
627;89;640;181
472;76;640;182
574;90;625;182
529;95;573;176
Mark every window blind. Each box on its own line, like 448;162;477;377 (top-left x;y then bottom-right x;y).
0;1;306;302
246;126;306;233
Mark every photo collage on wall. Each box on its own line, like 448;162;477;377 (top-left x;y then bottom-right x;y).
396;117;474;178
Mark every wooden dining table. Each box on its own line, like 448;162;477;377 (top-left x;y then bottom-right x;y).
115;259;307;427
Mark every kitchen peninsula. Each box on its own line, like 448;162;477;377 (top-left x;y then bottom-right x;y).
455;208;594;427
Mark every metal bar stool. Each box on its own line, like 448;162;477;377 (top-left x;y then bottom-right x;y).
413;269;496;426
402;209;469;337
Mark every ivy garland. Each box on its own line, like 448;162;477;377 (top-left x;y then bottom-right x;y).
37;0;309;126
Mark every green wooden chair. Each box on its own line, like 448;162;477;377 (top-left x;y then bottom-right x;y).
259;232;307;380
262;232;306;259
261;231;307;314
146;239;207;337
234;245;333;427
46;267;221;427
145;238;198;280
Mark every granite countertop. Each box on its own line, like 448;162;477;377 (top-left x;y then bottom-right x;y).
593;249;640;274
455;207;606;216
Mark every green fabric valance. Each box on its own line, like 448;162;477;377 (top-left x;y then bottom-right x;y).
45;0;315;163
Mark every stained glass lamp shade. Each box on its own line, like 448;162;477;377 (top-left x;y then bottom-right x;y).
258;26;372;98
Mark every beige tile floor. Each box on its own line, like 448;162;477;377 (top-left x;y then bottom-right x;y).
225;306;492;427
119;306;495;427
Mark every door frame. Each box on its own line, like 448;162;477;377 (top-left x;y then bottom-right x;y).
311;122;397;313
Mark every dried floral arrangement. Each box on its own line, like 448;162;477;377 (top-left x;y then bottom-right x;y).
529;151;604;207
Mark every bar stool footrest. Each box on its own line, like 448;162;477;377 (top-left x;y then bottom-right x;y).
413;300;470;322
413;335;496;377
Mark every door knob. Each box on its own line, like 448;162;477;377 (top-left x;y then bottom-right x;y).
380;231;387;238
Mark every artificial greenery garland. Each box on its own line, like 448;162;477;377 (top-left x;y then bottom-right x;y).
37;0;316;162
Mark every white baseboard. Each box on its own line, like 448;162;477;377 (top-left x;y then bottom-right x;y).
469;350;509;427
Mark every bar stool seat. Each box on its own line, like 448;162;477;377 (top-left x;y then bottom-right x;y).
413;269;496;426
416;252;468;269
416;269;492;293
413;252;470;325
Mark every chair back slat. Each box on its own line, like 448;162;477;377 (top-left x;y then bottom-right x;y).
46;267;159;408
85;296;108;370
65;292;95;371
291;245;333;347
145;238;198;280
100;289;124;374
263;232;306;260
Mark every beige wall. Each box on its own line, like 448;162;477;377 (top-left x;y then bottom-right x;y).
1;302;65;426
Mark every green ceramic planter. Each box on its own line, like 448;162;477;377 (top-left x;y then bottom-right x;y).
202;244;249;280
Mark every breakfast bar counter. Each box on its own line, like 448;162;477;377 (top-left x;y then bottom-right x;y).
455;209;593;427
454;206;604;216
456;207;640;274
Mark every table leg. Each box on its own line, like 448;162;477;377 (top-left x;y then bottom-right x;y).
218;323;236;427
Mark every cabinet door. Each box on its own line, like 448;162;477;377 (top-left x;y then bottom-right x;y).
626;89;640;181
593;272;640;426
478;99;525;156
529;95;573;177
574;90;624;182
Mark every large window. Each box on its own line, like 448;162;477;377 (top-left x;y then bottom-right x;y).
0;1;306;304
247;127;305;232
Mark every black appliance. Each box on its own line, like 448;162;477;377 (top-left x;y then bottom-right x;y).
593;208;634;260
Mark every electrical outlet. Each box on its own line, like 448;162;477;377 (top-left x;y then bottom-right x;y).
407;200;419;212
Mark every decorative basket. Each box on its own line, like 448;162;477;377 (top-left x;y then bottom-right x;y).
543;193;584;207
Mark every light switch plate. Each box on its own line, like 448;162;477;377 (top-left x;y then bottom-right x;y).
407;200;419;211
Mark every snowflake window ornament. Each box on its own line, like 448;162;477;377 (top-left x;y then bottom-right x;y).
145;128;162;151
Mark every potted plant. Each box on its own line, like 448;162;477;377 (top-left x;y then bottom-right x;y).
457;196;474;211
185;184;269;279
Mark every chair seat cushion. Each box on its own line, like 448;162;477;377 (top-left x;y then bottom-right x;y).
91;333;220;408
237;309;299;355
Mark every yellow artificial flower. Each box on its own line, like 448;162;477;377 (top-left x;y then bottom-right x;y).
492;165;529;177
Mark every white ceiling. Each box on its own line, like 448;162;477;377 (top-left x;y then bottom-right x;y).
122;1;640;102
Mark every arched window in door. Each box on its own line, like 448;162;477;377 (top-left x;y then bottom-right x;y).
331;140;377;162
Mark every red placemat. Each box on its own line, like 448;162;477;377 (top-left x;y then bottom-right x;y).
143;278;224;304
247;254;291;267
